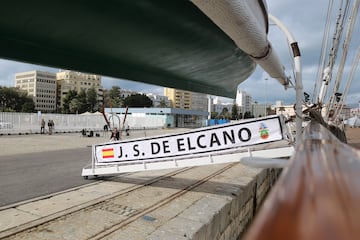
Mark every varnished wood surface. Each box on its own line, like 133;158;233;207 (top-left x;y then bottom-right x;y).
346;127;360;149
244;122;360;240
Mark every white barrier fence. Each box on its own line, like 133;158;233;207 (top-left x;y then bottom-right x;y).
0;112;104;133
0;112;167;134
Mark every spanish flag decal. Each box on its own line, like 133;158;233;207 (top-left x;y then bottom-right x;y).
102;147;114;159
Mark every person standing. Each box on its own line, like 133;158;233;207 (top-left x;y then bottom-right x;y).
48;119;53;135
50;119;55;130
110;127;120;141
40;119;45;134
103;124;109;137
125;124;130;136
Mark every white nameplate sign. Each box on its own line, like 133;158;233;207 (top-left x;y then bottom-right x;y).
94;116;284;165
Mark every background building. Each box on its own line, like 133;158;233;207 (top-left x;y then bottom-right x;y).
235;89;252;114
164;88;191;109
15;70;56;112
164;88;208;111
146;93;171;107
252;103;268;118
56;70;103;108
105;107;208;128
211;97;233;117
191;92;208;111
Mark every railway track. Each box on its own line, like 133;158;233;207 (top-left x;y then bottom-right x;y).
2;163;238;239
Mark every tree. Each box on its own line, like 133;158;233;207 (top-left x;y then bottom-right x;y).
108;86;122;107
231;104;239;120
211;111;219;119
123;94;153;107
219;107;230;119
0;86;17;111
244;111;252;119
69;98;80;114
77;89;88;113
157;99;168;108
0;86;34;112
87;87;98;112
20;99;35;112
17;91;35;112
62;90;78;114
278;106;286;115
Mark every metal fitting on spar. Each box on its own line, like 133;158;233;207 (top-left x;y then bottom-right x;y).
249;42;290;89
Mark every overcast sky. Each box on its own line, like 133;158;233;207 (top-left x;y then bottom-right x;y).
0;0;359;105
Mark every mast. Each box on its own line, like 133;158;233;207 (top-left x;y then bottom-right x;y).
328;0;359;119
317;0;349;106
334;47;360;119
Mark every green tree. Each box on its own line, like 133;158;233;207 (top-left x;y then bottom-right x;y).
278;106;286;115
123;94;152;107
0;86;34;112
157;99;168;108
108;86;122;107
231;104;238;120
20;92;34;112
21;102;35;112
69;98;80;114
244;111;252;119
19;94;35;112
211;111;218;119
87;87;98;112
62;90;78;114
0;86;17;111
77;89;88;113
219;107;230;119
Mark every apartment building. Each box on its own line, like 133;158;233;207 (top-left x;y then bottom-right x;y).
191;92;208;111
164;88;208;111
56;70;102;107
235;89;252;113
15;70;56;112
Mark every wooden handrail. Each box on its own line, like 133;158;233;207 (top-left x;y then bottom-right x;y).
244;121;360;239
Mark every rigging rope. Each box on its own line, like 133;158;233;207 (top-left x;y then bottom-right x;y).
330;0;359;117
313;0;334;102
334;47;360;119
317;0;347;106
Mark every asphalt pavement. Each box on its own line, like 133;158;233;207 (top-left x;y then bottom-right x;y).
0;128;188;157
0;128;189;206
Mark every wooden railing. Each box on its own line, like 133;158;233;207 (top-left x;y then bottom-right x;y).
244;121;360;239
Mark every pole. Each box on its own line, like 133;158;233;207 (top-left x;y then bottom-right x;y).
268;14;303;145
264;78;268;116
